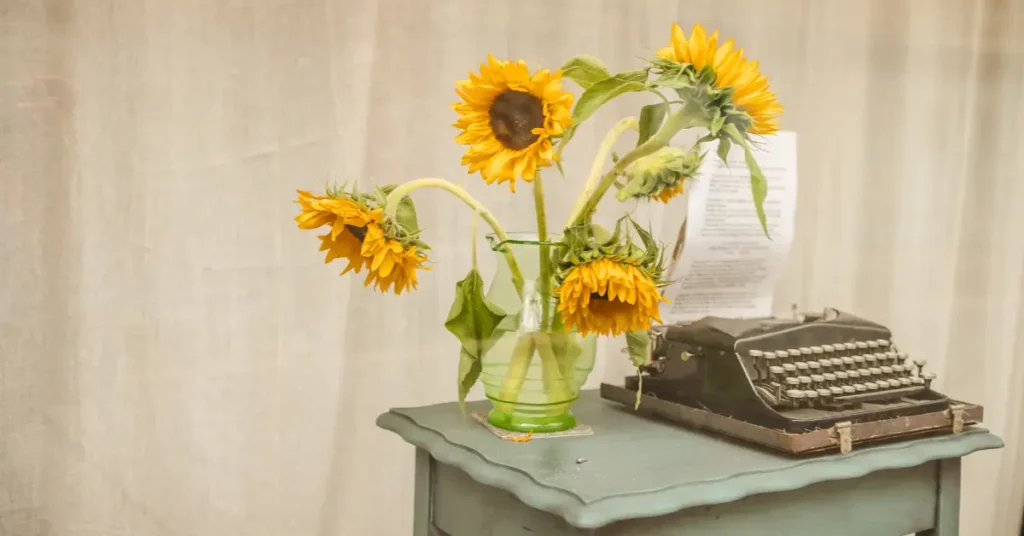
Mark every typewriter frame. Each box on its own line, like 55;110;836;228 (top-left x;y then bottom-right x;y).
600;383;983;455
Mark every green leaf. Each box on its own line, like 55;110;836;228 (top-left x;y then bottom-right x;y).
456;350;481;414
444;268;508;412
637;102;669;146
625;329;651;368
709;114;726;138
650;68;693;89
716;136;732;164
591;223;612;243
395;195;428;248
560;55;612;90
742;145;770;240
571;70;649;124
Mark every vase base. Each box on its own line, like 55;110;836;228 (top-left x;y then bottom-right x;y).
486;407;577;434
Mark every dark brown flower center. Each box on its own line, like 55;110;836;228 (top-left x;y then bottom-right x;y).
346;224;367;242
489;90;545;150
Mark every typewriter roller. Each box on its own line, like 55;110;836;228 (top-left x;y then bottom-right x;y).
601;308;985;454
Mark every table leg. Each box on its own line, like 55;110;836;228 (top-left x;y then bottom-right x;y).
414;448;433;536
917;458;961;536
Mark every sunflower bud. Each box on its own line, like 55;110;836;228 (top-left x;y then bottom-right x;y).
616;146;703;204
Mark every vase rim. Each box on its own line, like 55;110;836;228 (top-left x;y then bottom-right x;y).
486;232;562;251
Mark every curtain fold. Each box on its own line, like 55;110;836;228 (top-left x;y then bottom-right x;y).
2;1;1021;535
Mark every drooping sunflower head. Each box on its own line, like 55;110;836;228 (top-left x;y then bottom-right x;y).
655;23;782;136
293;184;430;295
554;220;669;337
452;55;575;192
616;146;704;204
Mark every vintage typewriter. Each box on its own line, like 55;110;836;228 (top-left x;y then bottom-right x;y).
601;308;985;454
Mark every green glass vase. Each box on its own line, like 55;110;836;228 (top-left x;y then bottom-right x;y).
478;234;597;433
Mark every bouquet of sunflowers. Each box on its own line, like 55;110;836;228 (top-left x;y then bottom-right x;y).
295;23;781;432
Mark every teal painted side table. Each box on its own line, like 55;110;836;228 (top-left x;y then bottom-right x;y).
377;391;1003;536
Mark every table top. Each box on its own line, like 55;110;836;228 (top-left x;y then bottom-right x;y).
377;390;1003;529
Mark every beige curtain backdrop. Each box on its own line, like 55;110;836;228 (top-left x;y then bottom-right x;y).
2;0;1022;535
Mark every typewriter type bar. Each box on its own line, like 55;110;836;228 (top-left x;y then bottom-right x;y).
600;382;984;455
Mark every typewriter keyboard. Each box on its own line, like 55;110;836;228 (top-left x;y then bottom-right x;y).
748;340;937;409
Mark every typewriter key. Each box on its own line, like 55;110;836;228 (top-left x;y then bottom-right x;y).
880;366;893;375
867;341;879;350
823;373;836;382
865;382;879;390
821;344;835;353
830;386;844;396
856;341;869;351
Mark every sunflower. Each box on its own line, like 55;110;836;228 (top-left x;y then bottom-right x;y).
452;55;574;192
556;257;667;337
616;146;702;204
294;188;429;295
554;220;668;337
657;23;782;135
359;223;428;295
652;182;685;204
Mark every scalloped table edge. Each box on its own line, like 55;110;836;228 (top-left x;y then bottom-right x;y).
376;411;1004;530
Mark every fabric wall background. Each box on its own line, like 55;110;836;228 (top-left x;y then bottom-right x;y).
2;0;1022;535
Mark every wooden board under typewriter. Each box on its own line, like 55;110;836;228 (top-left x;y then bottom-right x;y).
600;383;984;455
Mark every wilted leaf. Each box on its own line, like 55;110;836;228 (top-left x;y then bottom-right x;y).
444;268;508;411
743;145;770;240
625;329;651;368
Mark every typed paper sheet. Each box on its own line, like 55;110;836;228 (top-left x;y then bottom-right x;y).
660;131;798;323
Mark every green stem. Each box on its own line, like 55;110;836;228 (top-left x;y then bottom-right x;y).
384;178;524;296
565;117;639;227
532;175;552;327
496;334;536;411
535;334;573;405
568;104;707;228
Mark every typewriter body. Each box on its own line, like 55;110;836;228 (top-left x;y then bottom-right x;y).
601;308;984;454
